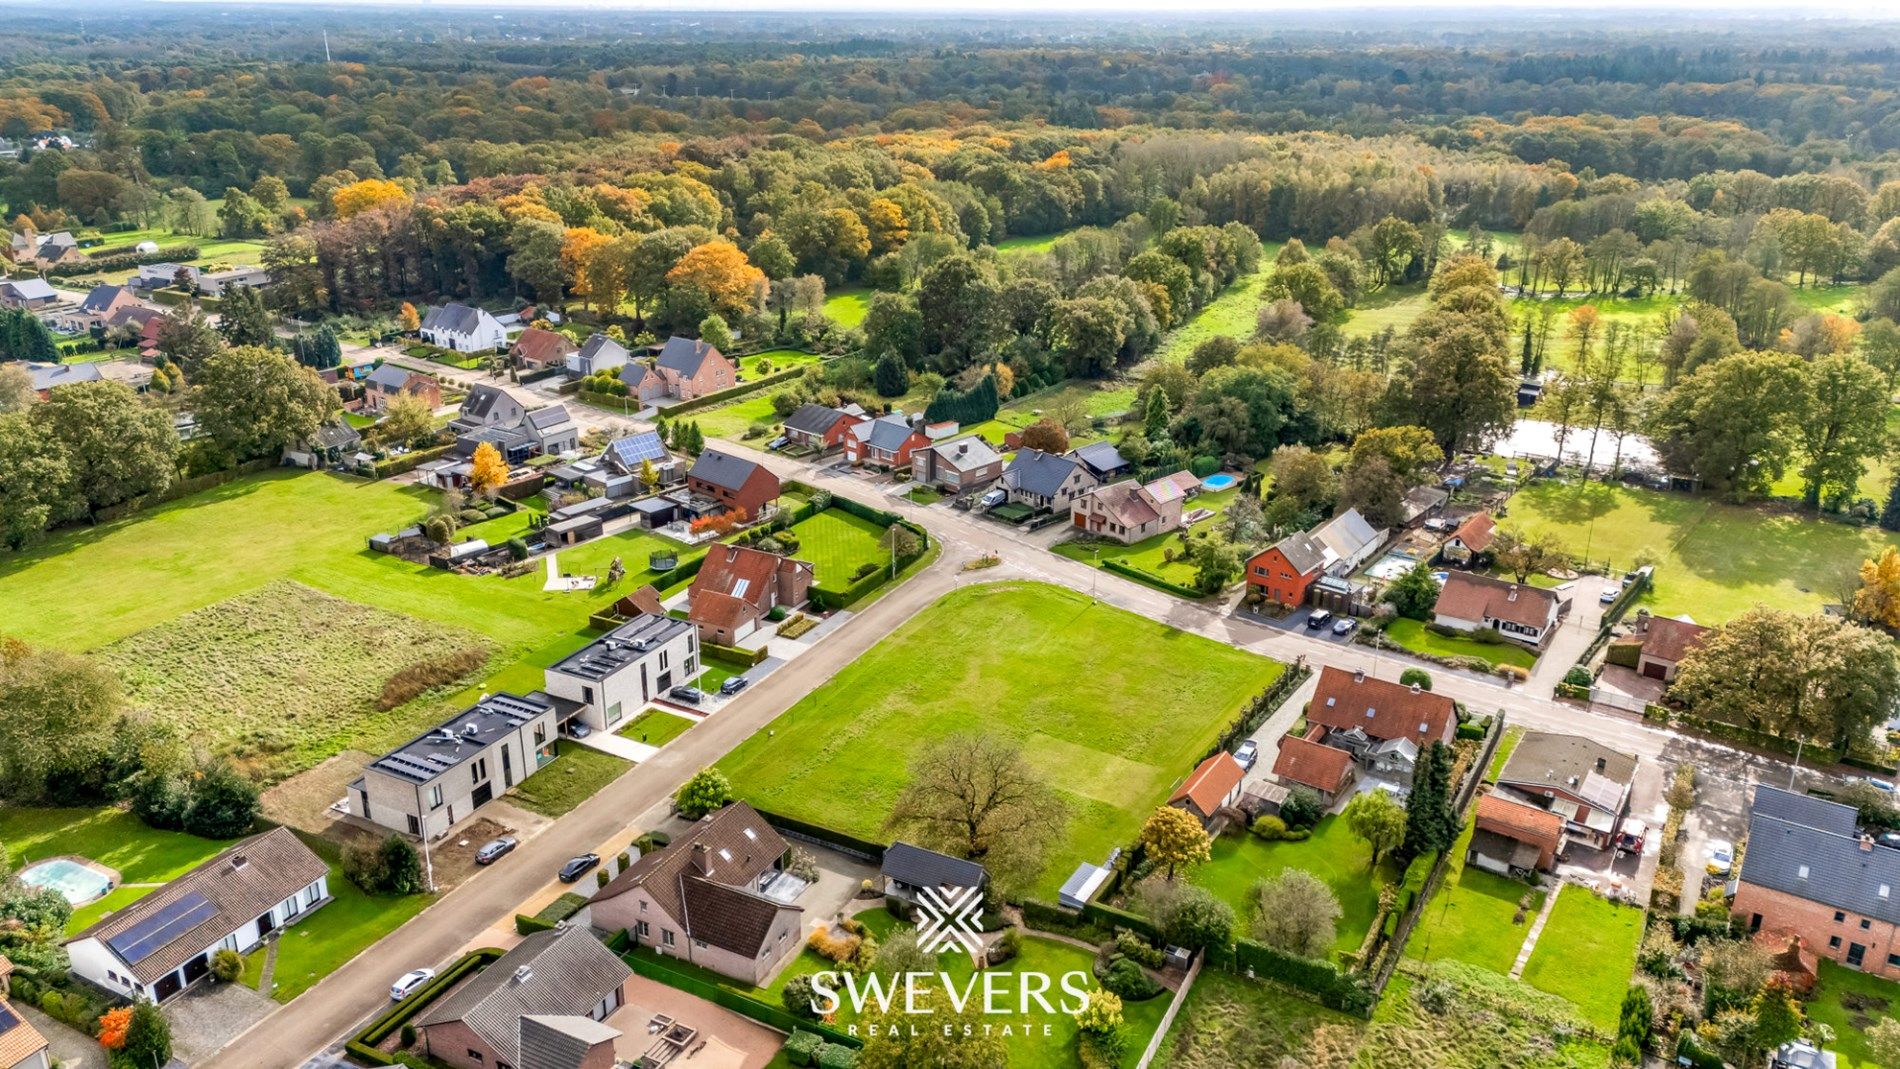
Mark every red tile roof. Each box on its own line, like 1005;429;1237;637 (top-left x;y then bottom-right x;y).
1271;734;1355;794
1641;616;1709;665
1305;665;1457;746
1169;752;1246;818
1450;511;1497;553
511;327;576;365
1433;571;1561;631
1475;792;1563;851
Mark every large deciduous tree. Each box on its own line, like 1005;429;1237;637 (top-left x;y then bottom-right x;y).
886;732;1066;897
1651;351;1806;501
194;346;341;461
1672;607;1900;752
1343;789;1407;865
36;381;177;521
1138;805;1213;880
1252;869;1342;959
1795;353;1890;510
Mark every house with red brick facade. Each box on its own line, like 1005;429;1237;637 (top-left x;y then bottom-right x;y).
621;336;737;402
1735;786;1900;980
1069;472;1193;544
362;363;444;413
685;449;781;522
687;544;814;644
416;926;631;1069
781;403;866;451
844;412;931;469
1270;729;1356;806
509;327;578;371
1246;532;1327;608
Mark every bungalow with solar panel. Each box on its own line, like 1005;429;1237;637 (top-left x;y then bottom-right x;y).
65;828;328;1004
350;692;564;840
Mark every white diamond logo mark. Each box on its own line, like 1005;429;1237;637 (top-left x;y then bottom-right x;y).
915;885;985;959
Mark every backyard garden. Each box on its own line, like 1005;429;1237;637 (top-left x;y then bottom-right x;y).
716;581;1286;898
1052;485;1240;594
1188;817;1398;961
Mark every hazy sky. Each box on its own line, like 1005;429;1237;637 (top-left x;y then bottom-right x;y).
113;0;1900;11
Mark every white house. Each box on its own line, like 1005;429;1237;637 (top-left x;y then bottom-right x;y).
542;613;702;733
350;692;561;840
66;829;328;1004
1432;570;1566;647
420;303;507;352
1311;507;1387;576
568;333;631;377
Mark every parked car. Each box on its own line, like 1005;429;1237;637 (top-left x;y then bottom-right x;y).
566;721;592;739
1615;819;1647;855
1234;740;1258;771
390;968;435;1002
766;434;789;451
719;675;750;696
558;853;601;882
1852;776;1896;793
980;488;1007;509
475;836;518;865
1306;609;1333;630
669;685;704;705
1331;616;1357;635
1599;585;1620;604
1706;839;1734;876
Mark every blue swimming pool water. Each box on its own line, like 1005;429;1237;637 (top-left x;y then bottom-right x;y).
1201;473;1238;491
18;858;112;905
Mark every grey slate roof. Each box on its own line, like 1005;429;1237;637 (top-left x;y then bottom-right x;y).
421;302;485;336
461;383;511;420
1071;440;1128;477
578;333;629;366
926;436;1001;472
1268;532;1327;575
28;362;102;391
881;842;987;891
309;422;362;451
655;335;723;376
418;927;631;1067
1004;447;1083;499
80;284;131;314
784;403;847;436
855;413;918;452
72;828;328;985
365;363;413;391
0;278;57;301
688;448;762;493
1740;785;1900;926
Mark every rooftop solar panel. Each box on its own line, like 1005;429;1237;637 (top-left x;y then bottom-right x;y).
106;891;217;965
0;1003;19;1032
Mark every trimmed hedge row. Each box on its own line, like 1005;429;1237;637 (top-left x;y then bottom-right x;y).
751;806;887;862
94;457;275;523
1210;938;1375;1017
622;949;861;1048
515;892;590;935
662;364;808;417
347;947;504;1064
705;640;768;666
373;443;456;479
1102;558;1205;600
1081;900;1160;942
48;244;199;277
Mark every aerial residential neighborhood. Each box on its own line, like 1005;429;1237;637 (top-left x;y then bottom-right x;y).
6;7;1900;1069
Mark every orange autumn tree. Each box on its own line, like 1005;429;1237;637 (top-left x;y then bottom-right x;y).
98;1006;132;1050
398;302;420;332
665;241;765;321
468;442;508;498
331;178;410;219
560;227;618;311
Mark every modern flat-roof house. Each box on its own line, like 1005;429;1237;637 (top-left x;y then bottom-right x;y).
66;828;329;1004
0;958;51;1069
1467;792;1565;876
421;303;507;352
880;843;989;905
914;435;1004;493
1000;448;1098;513
844;412;930;470
1734;786;1900;980
1494;730;1636;851
362;363;443;412
1433;571;1566;648
1069;472;1193;545
416;926;632;1069
687;544;814;644
1299;665;1458;785
587;803;803;986
781;403;864;451
685;449;781;521
509;327;578;370
1169;752;1248;826
350;692;562;840
198;266;270;297
571;333;631;378
543;614;701;733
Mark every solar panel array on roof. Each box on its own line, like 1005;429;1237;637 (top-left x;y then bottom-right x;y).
605;433;668;468
485;693;548;723
106;891;216;964
0;1002;18;1031
379;754;441;782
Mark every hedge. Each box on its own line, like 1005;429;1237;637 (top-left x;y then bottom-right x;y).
47;244;200;277
1081;901;1161;943
516;892;590;934
622;949;861;1048
704;640;768;666
1212;938;1375;1017
347;947;504;1064
93;457;275;523
751;806;887;862
373;443;455;479
1102;558;1206;599
661;364;808;417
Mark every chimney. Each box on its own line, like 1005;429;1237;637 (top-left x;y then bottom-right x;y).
512;965;533;985
1507;585;1519;601
229;855;249;872
1409;683;1421;694
1596;757;1607;772
1863;835;1877;853
1353;668;1366;683
692;842;713;875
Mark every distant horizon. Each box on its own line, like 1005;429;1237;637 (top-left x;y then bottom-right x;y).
12;0;1900;15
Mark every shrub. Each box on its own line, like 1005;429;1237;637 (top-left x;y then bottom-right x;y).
211;948;243;983
183;763;260;839
988;926;1021;966
597;869;610;888
1115;929;1167;969
784;1029;825;1065
1399;667;1432;690
1100;955;1164;1001
1280;787;1323;830
815;1043;858;1069
400;1024;417;1048
1563;665;1594;687
505;537;528;561
807;923;862;963
675;767;733;818
1496;664;1530;683
782;976;823;1021
1455;721;1486;741
851;562;878;580
1251;814;1290;840
1189;455;1220;478
457;508;487;525
377;647;489;710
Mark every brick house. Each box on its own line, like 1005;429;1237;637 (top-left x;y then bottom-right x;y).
687;544;814;644
1635;615;1710;682
586;803;804;986
416;926;631;1069
1069;472;1193;544
685;449;781;521
914;436;1004;493
1246;533;1327;609
1494;730;1637;851
509;327;578;371
1468;792;1564;875
781;403;865;451
0;277;58;310
362;363;443;413
1734;786;1900;980
1270;729;1356;806
1167;752;1247;826
621;336;736;401
0;957;52;1069
844;412;930;469
1000;448;1098;513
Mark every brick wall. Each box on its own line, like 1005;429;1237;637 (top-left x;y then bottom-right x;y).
1733;880;1900;980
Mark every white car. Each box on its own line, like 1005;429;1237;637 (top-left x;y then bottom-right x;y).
1706;839;1734;877
1234;740;1258;770
390;968;435;1002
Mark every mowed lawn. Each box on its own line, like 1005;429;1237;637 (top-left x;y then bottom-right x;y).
1406;821;1545;975
716;582;1286;898
1149;253;1280;366
0;806;242;934
1518;885;1645;1031
618;708;696;748
1054;487;1240;588
1378;618;1538;670
1805;960;1900;1069
253;859;432;1002
1504;480;1900;624
784;508;888;588
822;286;872;328
1189;818;1397;960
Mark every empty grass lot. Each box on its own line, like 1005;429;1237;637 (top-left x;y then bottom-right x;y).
1406;820;1544;975
716;582;1285;898
784;508;888;588
1149;252;1282;366
1189;818;1397;960
1518;885;1645;1031
822;287;872;328
507;741;632;818
1504;479;1900;624
618;708;695;748
1377;618;1538;670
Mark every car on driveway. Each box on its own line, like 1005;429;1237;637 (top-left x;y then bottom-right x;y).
1331;617;1357;636
475;836;518;865
390;968;435;1002
558;853;601;882
719;676;750;696
1600;585;1620;604
565;721;592;739
1234;739;1258;770
1852;776;1896;793
1706;839;1734;876
669;685;704;705
1306;609;1332;630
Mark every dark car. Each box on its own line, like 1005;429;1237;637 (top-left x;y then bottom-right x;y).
719;676;750;696
475;836;518;865
558;853;600;882
566;721;592;739
1306;609;1332;630
669;685;704;705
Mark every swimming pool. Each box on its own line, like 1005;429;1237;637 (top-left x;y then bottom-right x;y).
18;858;112;905
1200;472;1238;492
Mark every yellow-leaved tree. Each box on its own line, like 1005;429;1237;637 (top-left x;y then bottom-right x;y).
331;178;410;219
468;441;508;498
1855;545;1900;630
